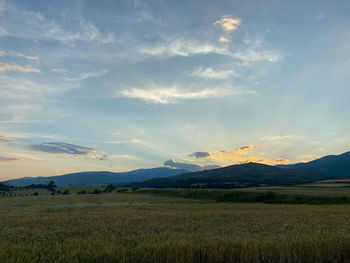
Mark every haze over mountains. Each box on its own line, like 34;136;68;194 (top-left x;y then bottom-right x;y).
3;151;350;188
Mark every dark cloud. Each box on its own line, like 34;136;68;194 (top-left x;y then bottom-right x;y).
0;156;19;161
0;135;9;142
164;159;202;172
189;151;210;158
100;154;108;161
31;142;95;155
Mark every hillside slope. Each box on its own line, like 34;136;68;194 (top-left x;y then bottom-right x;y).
132;162;327;188
5;167;189;187
277;151;350;178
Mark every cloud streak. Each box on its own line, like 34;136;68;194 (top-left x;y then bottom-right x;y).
31;142;95;155
0;62;41;73
189;67;239;79
0;156;19;162
119;84;252;104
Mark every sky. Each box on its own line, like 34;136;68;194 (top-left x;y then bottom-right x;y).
0;0;350;180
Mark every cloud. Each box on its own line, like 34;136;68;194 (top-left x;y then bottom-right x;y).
0;2;114;44
189;151;211;158
63;70;108;81
107;138;141;144
0;156;19;162
0;62;41;73
233;49;282;64
218;36;230;43
214;15;241;32
119;84;252;104
234;145;256;155
164;159;202;172
139;38;227;58
189;67;239;79
31;142;95;155
184;124;195;130
2;51;40;61
262;135;293;141
51;68;69;74
113;131;121;136
0;135;9;142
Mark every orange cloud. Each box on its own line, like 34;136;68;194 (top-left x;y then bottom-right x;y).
218;36;230;43
214;15;241;32
233;145;255;155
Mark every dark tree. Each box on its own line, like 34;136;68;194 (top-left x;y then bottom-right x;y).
105;184;116;192
0;182;9;191
47;180;57;191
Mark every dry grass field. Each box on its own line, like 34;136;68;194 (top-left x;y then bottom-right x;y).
2;190;350;262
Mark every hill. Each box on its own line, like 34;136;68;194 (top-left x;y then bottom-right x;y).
277;151;350;178
4;167;189;187
131;162;327;188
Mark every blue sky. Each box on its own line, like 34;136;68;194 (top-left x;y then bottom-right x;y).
0;0;350;180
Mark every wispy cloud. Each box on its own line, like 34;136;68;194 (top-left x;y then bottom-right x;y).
0;156;19;162
119;84;252;104
189;67;239;79
1;51;40;61
107;138;141;144
0;62;41;73
0;2;114;44
262;135;293;141
0;135;9;142
139;38;227;58
63;70;108;81
31;142;95;155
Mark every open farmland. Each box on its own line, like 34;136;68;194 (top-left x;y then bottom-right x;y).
2;191;350;262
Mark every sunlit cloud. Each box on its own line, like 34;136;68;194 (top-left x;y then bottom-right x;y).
2;51;40;61
234;145;256;155
119;84;252;104
218;36;230;43
113;131;121;136
0;62;41;73
139;38;227;58
189;67;239;79
214;15;241;32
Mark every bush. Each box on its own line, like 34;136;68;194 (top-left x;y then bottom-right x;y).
105;184;116;192
91;189;102;194
62;190;69;195
78;190;87;195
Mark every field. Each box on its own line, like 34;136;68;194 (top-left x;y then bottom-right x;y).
3;185;350;262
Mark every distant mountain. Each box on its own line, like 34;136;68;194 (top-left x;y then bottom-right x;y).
4;167;190;187
132;162;327;188
277;151;350;178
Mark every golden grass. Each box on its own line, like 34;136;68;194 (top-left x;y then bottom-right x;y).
2;192;350;262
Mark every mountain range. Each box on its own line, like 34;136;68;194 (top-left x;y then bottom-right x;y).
4;167;189;187
3;150;350;188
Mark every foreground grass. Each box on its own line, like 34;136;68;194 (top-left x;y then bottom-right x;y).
2;192;350;262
